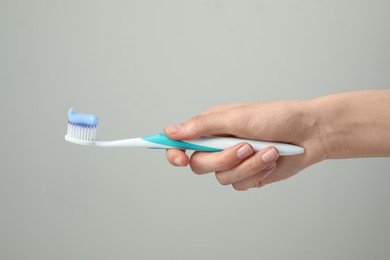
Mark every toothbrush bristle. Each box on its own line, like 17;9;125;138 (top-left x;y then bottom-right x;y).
67;122;97;141
66;108;98;141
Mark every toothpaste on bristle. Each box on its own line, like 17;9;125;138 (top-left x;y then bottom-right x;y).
67;108;98;141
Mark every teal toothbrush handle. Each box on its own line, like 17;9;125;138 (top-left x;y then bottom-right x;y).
141;133;304;156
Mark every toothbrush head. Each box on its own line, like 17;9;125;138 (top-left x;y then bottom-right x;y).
66;108;98;142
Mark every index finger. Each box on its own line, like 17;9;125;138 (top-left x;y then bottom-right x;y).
189;143;254;174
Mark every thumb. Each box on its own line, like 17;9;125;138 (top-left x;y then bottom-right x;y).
164;113;234;140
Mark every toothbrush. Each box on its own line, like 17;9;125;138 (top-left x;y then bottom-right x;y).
65;108;304;156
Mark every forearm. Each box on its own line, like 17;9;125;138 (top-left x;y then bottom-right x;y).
311;90;390;159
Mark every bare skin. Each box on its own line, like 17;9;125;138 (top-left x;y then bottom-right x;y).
164;90;390;191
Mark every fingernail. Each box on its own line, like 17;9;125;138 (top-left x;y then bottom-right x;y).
165;124;181;134
237;144;253;159
174;157;183;166
261;148;279;163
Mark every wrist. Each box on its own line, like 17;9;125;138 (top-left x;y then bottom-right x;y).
308;90;390;159
307;96;340;160
294;99;328;164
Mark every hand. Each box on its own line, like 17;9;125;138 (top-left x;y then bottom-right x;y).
164;100;326;190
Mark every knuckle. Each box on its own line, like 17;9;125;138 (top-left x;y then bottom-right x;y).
215;153;236;170
215;172;231;186
190;115;205;128
243;159;261;175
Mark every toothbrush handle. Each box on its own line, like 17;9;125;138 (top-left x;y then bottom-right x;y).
142;133;304;156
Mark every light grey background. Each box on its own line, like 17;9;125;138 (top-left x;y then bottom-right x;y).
1;0;389;259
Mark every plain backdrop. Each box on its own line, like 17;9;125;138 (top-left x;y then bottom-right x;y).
1;0;389;259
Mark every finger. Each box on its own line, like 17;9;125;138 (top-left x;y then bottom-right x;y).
260;155;305;187
214;147;279;185
166;149;189;167
189;143;254;174
164;111;241;140
231;163;276;191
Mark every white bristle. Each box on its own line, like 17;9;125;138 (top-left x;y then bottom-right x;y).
67;123;97;141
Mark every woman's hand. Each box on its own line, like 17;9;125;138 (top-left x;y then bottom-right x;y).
164;90;390;190
164;100;326;190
